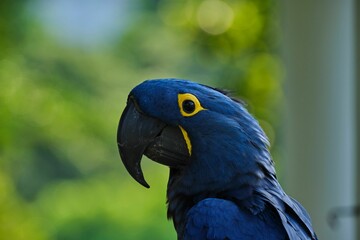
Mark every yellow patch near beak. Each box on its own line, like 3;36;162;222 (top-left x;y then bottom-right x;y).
179;126;192;156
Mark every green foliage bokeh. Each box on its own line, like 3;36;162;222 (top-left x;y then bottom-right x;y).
0;0;283;239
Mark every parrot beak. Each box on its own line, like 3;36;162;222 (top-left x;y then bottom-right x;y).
117;97;190;188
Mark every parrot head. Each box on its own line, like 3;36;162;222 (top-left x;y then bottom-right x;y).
117;79;272;194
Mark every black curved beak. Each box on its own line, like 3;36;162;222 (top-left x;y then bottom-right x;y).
117;97;190;188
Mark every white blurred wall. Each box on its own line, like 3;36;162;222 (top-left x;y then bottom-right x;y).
280;1;357;239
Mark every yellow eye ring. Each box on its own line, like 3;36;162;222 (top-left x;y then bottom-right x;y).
178;93;206;117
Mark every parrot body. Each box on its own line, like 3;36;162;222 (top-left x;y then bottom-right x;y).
182;198;287;239
117;79;317;240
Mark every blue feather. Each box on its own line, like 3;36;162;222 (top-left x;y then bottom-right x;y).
183;198;287;240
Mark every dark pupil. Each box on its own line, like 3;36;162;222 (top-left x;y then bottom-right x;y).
182;100;195;113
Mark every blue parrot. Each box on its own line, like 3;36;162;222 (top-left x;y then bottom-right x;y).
117;79;317;240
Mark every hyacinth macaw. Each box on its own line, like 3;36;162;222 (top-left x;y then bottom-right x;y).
117;79;317;240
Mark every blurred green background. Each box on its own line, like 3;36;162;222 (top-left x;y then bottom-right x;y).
0;0;283;239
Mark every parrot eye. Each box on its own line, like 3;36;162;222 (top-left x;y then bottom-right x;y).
178;93;206;117
182;100;195;113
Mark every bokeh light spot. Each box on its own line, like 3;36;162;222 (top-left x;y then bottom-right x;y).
197;0;234;35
